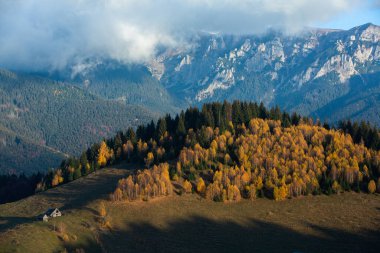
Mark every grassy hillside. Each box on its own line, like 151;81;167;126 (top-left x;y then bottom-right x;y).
0;69;157;174
0;163;378;253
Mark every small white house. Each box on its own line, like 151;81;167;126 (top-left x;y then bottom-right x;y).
38;208;62;222
45;208;62;218
40;214;49;222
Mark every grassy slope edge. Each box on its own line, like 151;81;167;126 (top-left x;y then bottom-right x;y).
0;163;379;253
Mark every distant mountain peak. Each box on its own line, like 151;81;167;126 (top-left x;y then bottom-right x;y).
352;22;378;30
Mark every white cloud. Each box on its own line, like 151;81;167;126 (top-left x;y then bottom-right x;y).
0;0;365;71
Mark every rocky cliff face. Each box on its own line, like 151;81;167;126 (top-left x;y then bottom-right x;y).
147;23;380;124
22;23;380;125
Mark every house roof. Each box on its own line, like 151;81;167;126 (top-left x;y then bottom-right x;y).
37;214;49;221
45;208;60;215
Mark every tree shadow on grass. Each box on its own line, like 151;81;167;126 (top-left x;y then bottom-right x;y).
0;216;35;232
90;215;380;253
0;164;139;233
40;164;137;211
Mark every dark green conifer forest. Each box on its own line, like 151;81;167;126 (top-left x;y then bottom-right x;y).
1;101;379;204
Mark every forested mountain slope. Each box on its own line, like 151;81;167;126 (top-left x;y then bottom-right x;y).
0;124;65;175
0;69;157;174
49;60;183;114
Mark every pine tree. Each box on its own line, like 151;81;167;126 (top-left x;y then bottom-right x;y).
126;127;136;143
79;152;89;175
73;167;81;180
176;114;186;136
157;118;167;139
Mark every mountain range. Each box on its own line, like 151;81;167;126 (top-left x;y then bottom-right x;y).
0;23;379;175
148;23;380;124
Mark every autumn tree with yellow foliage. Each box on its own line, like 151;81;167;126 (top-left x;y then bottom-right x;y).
368;180;376;194
111;163;172;201
97;141;114;168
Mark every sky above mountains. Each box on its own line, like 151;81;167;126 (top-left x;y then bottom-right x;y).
318;0;380;29
0;0;379;71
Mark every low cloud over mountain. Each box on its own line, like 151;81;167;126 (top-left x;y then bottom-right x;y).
0;0;368;71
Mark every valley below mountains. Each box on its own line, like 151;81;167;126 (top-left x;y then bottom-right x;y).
0;21;380;253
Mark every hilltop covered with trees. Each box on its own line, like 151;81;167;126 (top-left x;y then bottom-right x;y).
1;101;380;204
111;117;380;202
